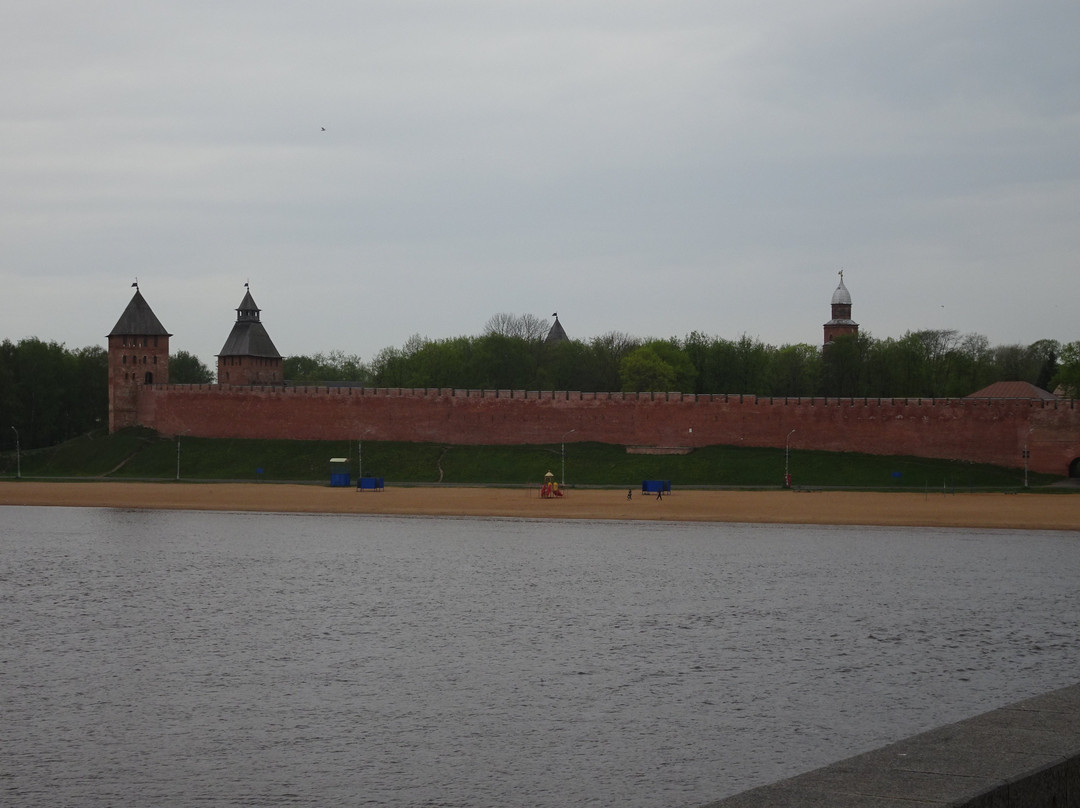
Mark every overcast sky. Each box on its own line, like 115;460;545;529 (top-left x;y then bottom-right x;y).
2;1;1078;368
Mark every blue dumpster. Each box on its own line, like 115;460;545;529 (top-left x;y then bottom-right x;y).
641;480;671;494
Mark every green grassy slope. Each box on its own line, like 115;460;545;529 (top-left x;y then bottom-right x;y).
0;428;1063;490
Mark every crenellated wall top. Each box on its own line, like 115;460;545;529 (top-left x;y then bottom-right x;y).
143;383;1077;409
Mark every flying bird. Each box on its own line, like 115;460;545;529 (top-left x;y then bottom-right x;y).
321;127;326;131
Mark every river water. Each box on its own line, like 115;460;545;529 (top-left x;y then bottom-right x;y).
1;506;1077;808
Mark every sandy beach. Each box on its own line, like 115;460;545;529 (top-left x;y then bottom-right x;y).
1;481;1077;530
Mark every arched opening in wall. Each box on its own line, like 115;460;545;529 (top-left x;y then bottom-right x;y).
144;372;154;384
1069;457;1080;478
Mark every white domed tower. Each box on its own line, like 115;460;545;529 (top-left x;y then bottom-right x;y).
823;271;859;347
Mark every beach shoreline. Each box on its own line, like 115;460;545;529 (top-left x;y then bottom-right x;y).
1;481;1077;531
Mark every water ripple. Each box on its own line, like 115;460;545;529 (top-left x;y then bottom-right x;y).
1;507;1077;807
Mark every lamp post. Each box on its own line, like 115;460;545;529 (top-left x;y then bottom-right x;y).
784;429;795;488
561;429;576;487
176;431;192;480
357;427;373;481
1024;427;1034;488
10;426;20;480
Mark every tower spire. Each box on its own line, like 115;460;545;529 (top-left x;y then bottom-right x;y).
823;272;858;347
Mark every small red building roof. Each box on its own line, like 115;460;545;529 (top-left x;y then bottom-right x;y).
966;381;1057;400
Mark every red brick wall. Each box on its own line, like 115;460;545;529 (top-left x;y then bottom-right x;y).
108;334;170;431
216;356;283;386
131;386;1080;477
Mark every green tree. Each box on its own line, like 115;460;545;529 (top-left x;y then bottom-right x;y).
729;335;772;394
685;334;768;394
483;312;549;341
538;339;593;391
284;351;369;384
409;337;473;388
171;350;214;384
369;345;410;387
587;332;640;392
472;334;539;389
1030;339;1060;390
0;338;107;449
820;332;873;397
643;339;696;392
769;344;820;397
619;346;676;392
71;346;108;431
1051;341;1080;397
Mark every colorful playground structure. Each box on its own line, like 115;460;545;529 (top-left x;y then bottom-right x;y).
540;470;563;498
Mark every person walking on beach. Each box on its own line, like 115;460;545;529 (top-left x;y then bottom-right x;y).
656;487;663;501
627;489;632;500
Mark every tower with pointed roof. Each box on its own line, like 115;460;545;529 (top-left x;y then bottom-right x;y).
107;284;172;431
217;287;283;386
823;271;859;347
545;313;569;344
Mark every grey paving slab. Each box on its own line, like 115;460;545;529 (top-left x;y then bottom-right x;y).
696;682;1080;808
697;782;948;808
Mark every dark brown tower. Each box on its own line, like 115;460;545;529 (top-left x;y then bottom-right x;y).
107;285;171;432
545;313;569;344
823;271;859;347
216;287;283;386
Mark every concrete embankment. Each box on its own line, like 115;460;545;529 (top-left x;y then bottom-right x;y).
699;682;1080;807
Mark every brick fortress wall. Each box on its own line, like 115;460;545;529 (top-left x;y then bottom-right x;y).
133;384;1080;477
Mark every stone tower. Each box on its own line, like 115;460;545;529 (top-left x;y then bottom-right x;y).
107;284;171;432
217;286;283;386
823;271;859;347
545;313;569;344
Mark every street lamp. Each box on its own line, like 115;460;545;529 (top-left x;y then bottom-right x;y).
784;429;796;488
358;428;371;480
561;429;576;487
10;426;20;480
1024;427;1034;488
176;432;189;480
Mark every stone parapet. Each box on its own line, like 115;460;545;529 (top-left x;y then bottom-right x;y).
699;682;1080;808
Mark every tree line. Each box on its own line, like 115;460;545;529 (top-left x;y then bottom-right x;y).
1;339;109;451
3;318;1078;452
0;340;209;451
284;313;1079;400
